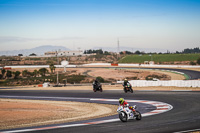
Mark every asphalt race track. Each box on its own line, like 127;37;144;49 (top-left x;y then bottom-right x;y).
145;67;200;80
0;90;200;133
0;68;200;133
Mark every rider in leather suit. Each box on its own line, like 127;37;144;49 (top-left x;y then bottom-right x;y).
119;98;137;115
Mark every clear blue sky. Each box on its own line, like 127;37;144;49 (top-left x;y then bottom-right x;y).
0;0;200;52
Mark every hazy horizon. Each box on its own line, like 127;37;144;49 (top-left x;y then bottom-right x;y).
0;0;200;52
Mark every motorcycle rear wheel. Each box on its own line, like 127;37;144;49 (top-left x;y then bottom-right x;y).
124;88;127;93
135;111;142;120
130;88;133;93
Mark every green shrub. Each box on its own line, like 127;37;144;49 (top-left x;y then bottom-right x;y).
190;61;196;65
96;76;105;83
197;58;200;65
67;74;86;84
145;76;153;80
145;74;162;80
6;70;12;78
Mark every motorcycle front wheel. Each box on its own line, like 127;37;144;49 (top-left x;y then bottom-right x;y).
119;112;128;122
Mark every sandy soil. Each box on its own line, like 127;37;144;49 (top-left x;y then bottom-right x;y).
0;99;117;130
11;67;185;82
69;67;186;80
137;69;185;80
76;68;174;80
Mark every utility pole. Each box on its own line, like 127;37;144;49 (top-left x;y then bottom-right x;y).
56;50;59;65
56;50;59;85
57;71;59;85
117;38;120;59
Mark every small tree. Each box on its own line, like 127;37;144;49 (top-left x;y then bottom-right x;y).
22;70;29;77
13;71;21;79
1;69;6;79
197;58;200;65
39;68;48;77
49;64;56;74
33;70;38;77
135;50;141;54
29;53;37;56
96;76;105;83
6;70;12;78
190;61;196;65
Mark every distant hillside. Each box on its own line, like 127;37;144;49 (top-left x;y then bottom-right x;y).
0;45;70;56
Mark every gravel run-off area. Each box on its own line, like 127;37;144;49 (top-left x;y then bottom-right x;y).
0;98;118;130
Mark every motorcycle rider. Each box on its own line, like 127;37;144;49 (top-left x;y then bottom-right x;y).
93;79;101;90
119;98;138;115
122;79;132;89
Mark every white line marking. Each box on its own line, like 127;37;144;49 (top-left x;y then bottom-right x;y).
174;128;200;133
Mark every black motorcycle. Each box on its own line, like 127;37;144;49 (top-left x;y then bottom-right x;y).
123;82;133;93
93;82;103;92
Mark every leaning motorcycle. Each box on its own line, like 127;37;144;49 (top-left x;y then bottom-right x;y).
117;105;142;122
124;82;133;93
93;83;103;92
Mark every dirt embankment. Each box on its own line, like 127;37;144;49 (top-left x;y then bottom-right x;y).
0;99;118;130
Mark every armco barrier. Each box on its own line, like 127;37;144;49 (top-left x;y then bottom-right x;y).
129;80;200;87
119;64;200;68
4;63;200;69
4;65;77;69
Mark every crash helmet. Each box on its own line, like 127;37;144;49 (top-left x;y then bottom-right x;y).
124;79;128;82
119;98;125;104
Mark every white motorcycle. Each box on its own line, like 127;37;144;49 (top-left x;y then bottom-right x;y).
117;105;142;122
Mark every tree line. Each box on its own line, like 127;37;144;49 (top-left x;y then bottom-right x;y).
181;47;200;54
0;64;56;79
84;47;200;55
84;49;110;55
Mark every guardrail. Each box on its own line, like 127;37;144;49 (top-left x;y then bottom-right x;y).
81;63;200;68
3;65;77;69
3;63;200;69
125;80;200;87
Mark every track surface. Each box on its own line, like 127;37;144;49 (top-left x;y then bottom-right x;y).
0;90;200;133
147;67;200;79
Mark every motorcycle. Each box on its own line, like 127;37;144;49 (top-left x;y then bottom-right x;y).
93;83;103;92
117;105;142;122
123;82;133;93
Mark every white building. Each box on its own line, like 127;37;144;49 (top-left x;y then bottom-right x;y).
58;51;83;56
44;51;83;56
